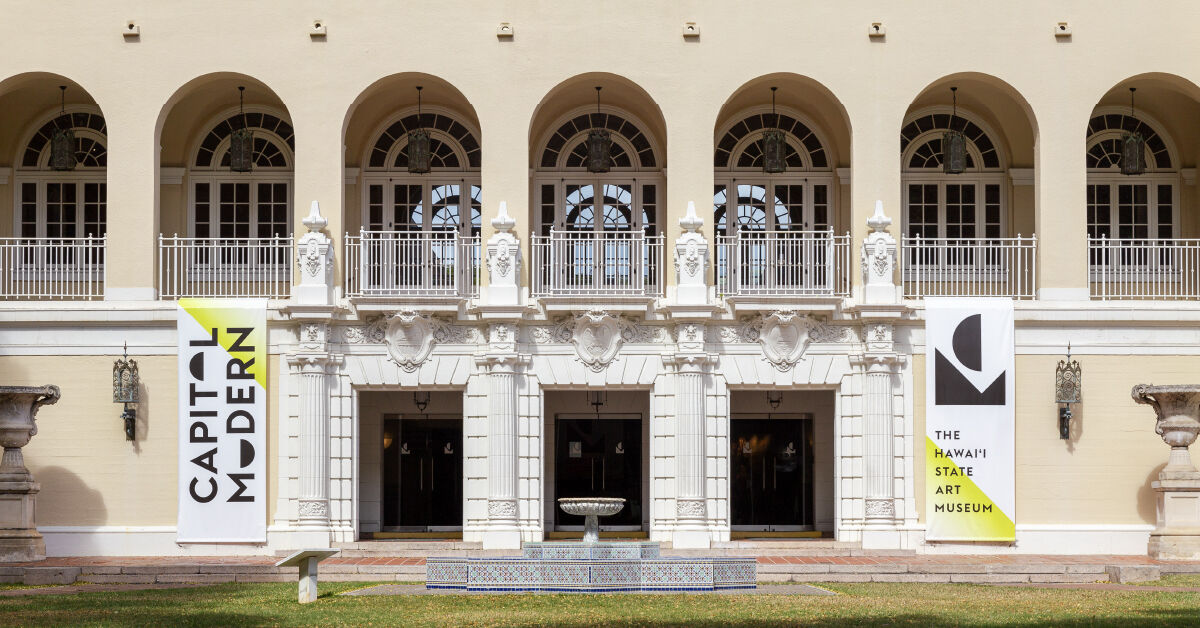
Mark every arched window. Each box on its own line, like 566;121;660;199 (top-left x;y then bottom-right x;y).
534;109;661;236
900;111;1006;242
360;108;481;238
1085;111;1176;243
713;109;834;236
189;109;294;239
15;108;107;240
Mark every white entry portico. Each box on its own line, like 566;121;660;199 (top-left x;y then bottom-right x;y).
277;202;915;550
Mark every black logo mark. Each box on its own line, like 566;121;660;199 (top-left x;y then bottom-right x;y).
935;314;1005;406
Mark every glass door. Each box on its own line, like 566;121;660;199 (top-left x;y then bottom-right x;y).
730;414;814;530
554;415;642;529
382;414;462;531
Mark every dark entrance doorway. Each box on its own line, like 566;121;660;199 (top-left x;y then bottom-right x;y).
554;415;642;528
730;414;814;530
382;414;462;530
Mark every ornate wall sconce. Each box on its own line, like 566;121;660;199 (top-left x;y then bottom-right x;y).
767;390;783;410
1054;344;1081;439
588;390;607;415
112;343;140;440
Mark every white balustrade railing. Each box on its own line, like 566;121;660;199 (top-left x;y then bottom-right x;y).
531;230;664;297
1089;237;1200;300
158;235;293;299
716;229;850;297
902;235;1037;299
345;230;480;298
0;236;106;300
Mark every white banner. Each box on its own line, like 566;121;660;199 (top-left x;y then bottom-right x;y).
177;299;268;543
925;297;1015;541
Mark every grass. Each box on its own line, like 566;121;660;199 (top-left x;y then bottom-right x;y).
1136;574;1200;587
0;582;1196;626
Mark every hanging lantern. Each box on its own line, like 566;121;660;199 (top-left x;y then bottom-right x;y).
113;343;140;441
407;86;432;173
49;86;76;171
229;86;253;173
762;86;787;173
586;86;612;173
1054;343;1082;440
1121;87;1146;176
942;86;967;175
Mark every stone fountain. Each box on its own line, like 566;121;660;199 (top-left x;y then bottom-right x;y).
426;496;755;592
1132;384;1200;559
0;385;60;562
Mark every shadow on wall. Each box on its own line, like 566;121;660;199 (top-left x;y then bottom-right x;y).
33;465;108;526
1137;462;1167;524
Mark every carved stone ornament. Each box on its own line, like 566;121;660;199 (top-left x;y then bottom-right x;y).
384;311;436;372
488;499;518;518
757;311;814;371
676;498;707;518
865;323;894;352
571;310;625;372
809;321;857;343
298;499;328;518
342;318;387;344
716;315;764;344
531;317;574;344
864;498;895;518
299;322;328;351
532;313;664;350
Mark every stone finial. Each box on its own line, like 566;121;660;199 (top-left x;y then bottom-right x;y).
492;201;516;233
679;201;703;233
302;200;328;233
867;200;891;233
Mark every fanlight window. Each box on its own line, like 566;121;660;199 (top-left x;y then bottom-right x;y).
1085;114;1170;170
540;112;656;170
22;112;107;168
368;112;480;170
901;114;999;170
715;112;828;170
194;112;294;169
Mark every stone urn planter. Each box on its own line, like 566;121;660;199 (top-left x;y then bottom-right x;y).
558;497;625;544
0;385;60;562
1131;384;1200;560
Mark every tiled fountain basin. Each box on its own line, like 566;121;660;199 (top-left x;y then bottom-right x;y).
426;542;756;592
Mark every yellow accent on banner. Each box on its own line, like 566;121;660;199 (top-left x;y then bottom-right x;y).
925;437;1015;541
179;299;267;390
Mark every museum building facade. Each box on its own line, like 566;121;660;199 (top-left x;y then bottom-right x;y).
2;2;1199;556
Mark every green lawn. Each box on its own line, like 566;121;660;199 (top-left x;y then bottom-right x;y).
0;582;1197;627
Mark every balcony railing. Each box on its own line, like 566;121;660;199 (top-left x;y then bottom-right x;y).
158;235;293;299
1089;237;1200;300
0;236;106;300
345;230;480;299
902;235;1037;299
531;230;663;297
716;229;850;298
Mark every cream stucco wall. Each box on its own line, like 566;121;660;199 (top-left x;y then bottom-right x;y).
2;354;280;528
913;353;1186;526
3;2;1200;297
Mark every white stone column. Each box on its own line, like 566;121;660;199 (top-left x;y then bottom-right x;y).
482;321;524;549
863;355;897;522
294;354;332;528
670;324;713;548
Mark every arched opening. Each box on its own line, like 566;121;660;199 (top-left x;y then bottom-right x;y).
156;74;293;298
712;74;851;297
1087;74;1200;299
528;73;666;297
0;73;107;299
901;74;1038;298
342;74;481;298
